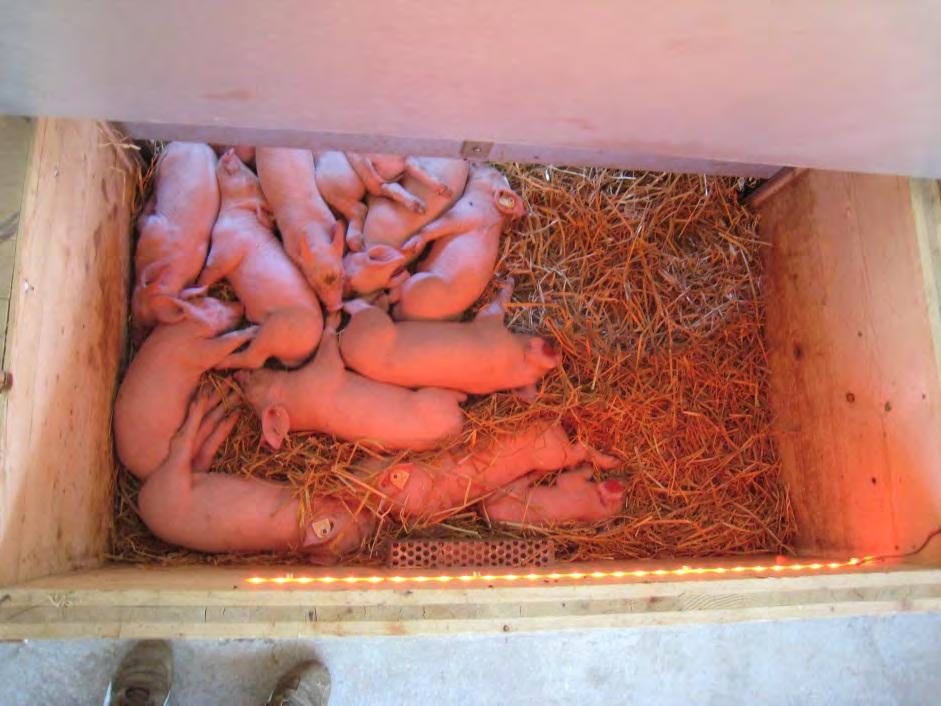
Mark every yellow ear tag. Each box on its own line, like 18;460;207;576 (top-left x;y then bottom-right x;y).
310;518;335;540
389;468;410;489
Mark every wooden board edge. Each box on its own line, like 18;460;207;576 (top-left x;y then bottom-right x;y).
2;567;940;639
910;178;941;393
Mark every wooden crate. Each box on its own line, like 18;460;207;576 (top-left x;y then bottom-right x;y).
2;118;940;639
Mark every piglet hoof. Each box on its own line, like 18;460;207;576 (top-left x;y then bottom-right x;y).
401;235;424;255
513;384;538;403
371;292;391;313
325;311;342;332
342;298;375;317
406;198;427;215
180;285;209;300
583;446;619;470
347;233;365;252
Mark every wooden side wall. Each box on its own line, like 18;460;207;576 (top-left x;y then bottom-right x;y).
759;172;941;556
0;119;137;584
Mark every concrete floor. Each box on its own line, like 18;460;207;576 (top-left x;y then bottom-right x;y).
1;614;939;705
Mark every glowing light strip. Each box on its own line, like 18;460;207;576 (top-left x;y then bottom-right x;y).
244;556;874;586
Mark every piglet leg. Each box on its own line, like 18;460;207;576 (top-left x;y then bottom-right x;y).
482;469;626;526
144;388;220;500
215;310;320;370
404;157;453;197
379;182;427;214
190;390;240;472
198;239;244;287
332;198;368;252
474;276;515;323
192;411;239;472
343;297;388;317
386;270;411;306
197;325;259;367
346;153;387;195
401;207;467;254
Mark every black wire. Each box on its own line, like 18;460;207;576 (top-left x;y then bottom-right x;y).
863;526;941;563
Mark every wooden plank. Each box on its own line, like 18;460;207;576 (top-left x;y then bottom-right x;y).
0;117;34;378
2;1;940;176
760;172;941;556
911;180;941;380
117;121;779;178
1;563;939;638
0;119;138;584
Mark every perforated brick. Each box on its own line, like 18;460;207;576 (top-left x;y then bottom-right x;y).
387;539;555;569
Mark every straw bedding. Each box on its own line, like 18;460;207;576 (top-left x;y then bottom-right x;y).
111;159;794;566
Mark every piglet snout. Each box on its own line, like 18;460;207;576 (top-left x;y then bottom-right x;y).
220;149;241;174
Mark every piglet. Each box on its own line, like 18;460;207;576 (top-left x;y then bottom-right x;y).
132;142;219;331
139;389;374;561
361;157;469;253
114;296;256;479
236;315;466;451
199;150;323;368
482;469;625;527
340;277;560;398
365;423;616;522
390;164;526;320
256;147;345;311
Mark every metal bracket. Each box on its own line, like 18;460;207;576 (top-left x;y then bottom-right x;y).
460;141;494;160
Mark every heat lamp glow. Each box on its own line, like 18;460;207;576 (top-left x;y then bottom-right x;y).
244;556;875;586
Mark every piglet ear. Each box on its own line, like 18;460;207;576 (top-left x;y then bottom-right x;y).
255;202;274;229
261;405;291;450
331;221;346;258
495;189;525;218
139;261;171;289
150;294;188;324
366;244;405;265
220;149;241;174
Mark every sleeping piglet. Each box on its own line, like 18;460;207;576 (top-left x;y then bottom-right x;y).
314;151;434;252
361;157;469;254
482;468;626;527
390;164;526;320
235;316;466;451
199;150;323;368
365;422;617;522
139;389;374;562
114;296;256;479
131;142;219;332
340;277;560;398
256;147;345;312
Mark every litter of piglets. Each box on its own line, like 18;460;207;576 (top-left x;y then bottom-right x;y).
113;144;792;566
